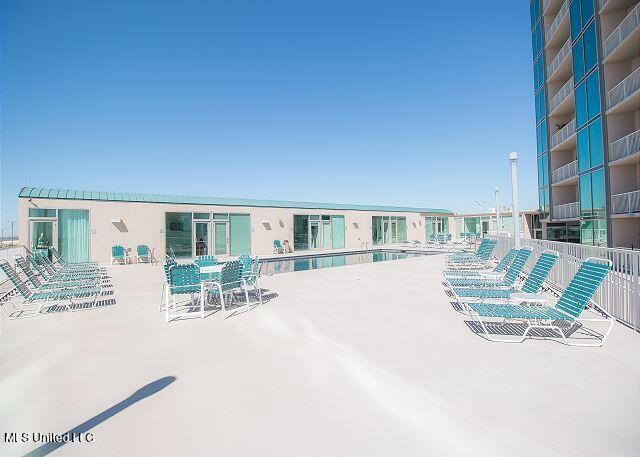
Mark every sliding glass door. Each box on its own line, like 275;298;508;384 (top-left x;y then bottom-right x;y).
293;215;344;251
57;210;90;263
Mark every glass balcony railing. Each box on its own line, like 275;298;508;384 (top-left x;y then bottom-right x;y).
547;39;571;77
611;190;640;214
610;130;640;162
608;67;640;109
545;0;568;45
552;159;578;183
553;201;579;219
603;3;640;58
548;78;574;113
550;118;576;149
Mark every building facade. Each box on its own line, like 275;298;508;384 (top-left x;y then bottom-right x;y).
426;211;539;240
18;187;452;264
530;0;639;248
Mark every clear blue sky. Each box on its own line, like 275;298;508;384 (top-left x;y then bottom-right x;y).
0;0;537;234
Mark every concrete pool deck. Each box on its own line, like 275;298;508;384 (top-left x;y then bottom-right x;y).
1;254;639;456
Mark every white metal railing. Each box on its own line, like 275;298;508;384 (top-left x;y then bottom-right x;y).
603;3;640;58
612;190;640;215
0;245;24;262
488;235;640;331
553;201;579;219
545;0;568;44
550;118;576;148
543;0;551;13
547;38;571;77
608;66;640;109
610;129;640;162
549;78;574;113
552;159;578;183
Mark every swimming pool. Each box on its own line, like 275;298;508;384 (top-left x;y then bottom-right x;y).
260;250;434;275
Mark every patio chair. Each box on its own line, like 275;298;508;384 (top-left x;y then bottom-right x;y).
239;256;263;307
165;263;204;322
49;246;99;268
36;250;104;276
0;259;102;319
195;255;219;281
451;250;558;303
445;247;532;289
467;257;613;346
273;240;284;254
446;239;497;268
136;245;151;264
111;245;128;265
203;260;244;312
31;252;103;281
443;248;518;278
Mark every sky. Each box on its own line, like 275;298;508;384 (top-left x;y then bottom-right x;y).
0;0;538;235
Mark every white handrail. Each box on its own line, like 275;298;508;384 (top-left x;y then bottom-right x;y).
551;118;576;148
552;159;578;183
553;201;579;219
549;78;574;113
545;0;568;44
610;129;640;162
612;190;640;215
603;3;640;58
547;38;571;77
608;67;640;110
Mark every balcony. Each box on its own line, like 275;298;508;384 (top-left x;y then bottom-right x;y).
545;0;569;48
553;201;579;219
611;190;640;215
552;160;578;184
547;39;572;81
610;130;640;164
607;66;640;112
603;3;640;61
548;78;574;114
550;118;576;149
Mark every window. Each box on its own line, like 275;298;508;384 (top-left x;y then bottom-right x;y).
575;82;588;128
212;213;229;220
534;57;545;90
580;219;594;245
531;23;543;58
570;0;582;39
588;119;603;168
536;121;548;155
577;127;590;172
165;212;192;258
583;23;597;74
28;208;57;218
579;174;593;217
538;153;549;188
530;0;541;29
193;212;210;220
372;216;383;245
539;188;550;220
535;87;546;122
591;168;606;218
229;214;251;255
572;37;585;82
580;0;594;28
586;72;601;120
293;215;309;250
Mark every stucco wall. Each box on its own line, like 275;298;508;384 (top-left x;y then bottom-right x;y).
18;197;446;264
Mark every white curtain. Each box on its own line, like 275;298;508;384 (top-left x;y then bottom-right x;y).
58;210;89;263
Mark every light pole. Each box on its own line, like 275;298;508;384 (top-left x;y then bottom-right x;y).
494;187;500;236
9;221;16;245
509;152;521;248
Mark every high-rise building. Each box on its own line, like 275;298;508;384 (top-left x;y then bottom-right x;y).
529;0;639;248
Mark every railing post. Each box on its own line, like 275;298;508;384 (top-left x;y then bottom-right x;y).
633;253;640;331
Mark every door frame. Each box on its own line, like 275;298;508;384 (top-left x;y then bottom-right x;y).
28;218;58;252
212;221;230;256
192;220;211;257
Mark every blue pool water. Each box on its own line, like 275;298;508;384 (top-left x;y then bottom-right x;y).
260;250;433;275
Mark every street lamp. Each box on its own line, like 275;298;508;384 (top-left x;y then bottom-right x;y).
509;152;521;248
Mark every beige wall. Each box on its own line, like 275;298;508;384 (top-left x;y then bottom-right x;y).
18;197;447;264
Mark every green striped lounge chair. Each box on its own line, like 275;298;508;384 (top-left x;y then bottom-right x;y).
136;245;151;264
467;257;613;346
0;259;102;319
30;253;103;282
49;246;100;269
165;263;204;322
445;247;532;290
443;248;519;278
446;238;490;261
15;255;100;290
36;250;105;277
451;250;559;304
446;239;498;268
111;245;128;265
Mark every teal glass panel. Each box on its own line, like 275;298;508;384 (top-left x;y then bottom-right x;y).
542;153;549;187
397;218;407;243
537;156;544;188
331;216;345;249
194;222;209;256
28;208;57;218
322;222;332;248
454;218;463;237
293;215;309;250
575;82;588;128
464;217;480;234
572;37;585;82
372;216;383;245
583;23;597;73
580;220;594;245
214;223;227;255
310;215;320;221
535;88;546;121
229;214;251;255
166;212;192;258
425;217;435;238
588;118;603;168
593;218;607;247
579;174;593;217
57;210;89;263
442;218;449;235
570;0;582;39
193;212;210;220
536;120;548;154
580;0;594;27
577;127;590;171
530;0;541;28
586;72;601;120
212;213;229;220
591;168;606;218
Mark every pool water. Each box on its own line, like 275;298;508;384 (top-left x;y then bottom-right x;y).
260;250;433;275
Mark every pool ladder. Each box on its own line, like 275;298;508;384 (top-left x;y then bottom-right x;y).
361;241;371;251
